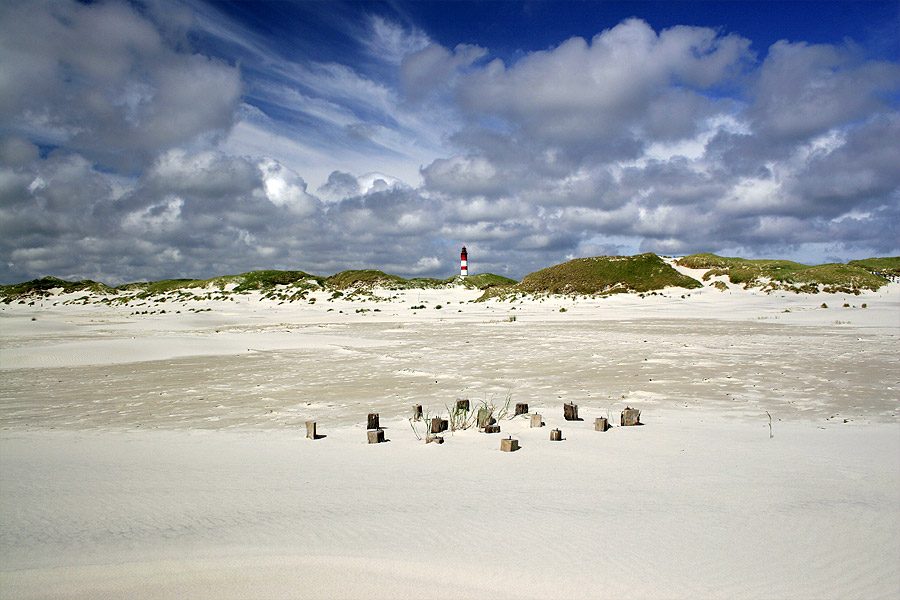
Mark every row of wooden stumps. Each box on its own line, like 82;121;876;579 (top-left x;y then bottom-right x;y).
498;404;641;452
301;402;643;448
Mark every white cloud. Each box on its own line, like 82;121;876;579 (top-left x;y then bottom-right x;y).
363;15;431;65
0;0;242;169
454;19;751;144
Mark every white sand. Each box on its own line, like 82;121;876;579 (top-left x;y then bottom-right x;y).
1;279;898;598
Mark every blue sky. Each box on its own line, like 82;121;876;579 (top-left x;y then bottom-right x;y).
1;0;898;284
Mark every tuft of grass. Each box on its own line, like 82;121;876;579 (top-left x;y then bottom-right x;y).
445;400;477;431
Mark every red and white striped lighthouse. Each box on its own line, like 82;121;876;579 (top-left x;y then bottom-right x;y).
460;246;468;277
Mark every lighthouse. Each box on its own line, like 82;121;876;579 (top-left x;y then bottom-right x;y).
460;246;468;277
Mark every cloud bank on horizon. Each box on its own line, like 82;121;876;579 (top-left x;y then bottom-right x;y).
1;0;898;284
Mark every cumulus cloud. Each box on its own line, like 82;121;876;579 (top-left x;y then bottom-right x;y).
401;43;487;101
0;0;242;172
455;19;752;145
750;40;900;141
414;19;900;269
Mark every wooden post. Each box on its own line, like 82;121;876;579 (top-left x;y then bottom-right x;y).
412;405;423;421
431;417;448;434
550;428;562;441
564;402;579;421
621;407;641;426
305;421;317;439
500;437;519;452
456;399;470;412
483;424;501;434
530;414;543;428
594;417;610;432
515;402;529;416
477;408;496;429
367;413;379;430
367;429;385;444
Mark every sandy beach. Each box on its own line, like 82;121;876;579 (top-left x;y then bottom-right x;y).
1;277;898;599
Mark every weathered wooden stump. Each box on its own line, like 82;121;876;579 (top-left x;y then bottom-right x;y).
515;402;529;416
594;417;610;432
456;399;470;412
477;408;496;429
621;407;641;426
500;437;519;452
431;417;449;434
563;402;579;421
305;421;317;439
367;429;385;444
483;424;501;434
530;414;543;428
412;405;423;421
550;428;563;441
426;434;444;444
367;413;380;430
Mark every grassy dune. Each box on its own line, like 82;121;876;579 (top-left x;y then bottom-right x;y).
517;253;702;295
0;276;115;302
848;257;900;277
4;252;895;303
678;253;888;294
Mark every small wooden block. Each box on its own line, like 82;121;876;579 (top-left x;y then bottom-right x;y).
500;437;519;452
426;435;444;444
621;407;641;426
550;428;562;441
305;421;317;439
367;429;385;444
456;399;470;412
483;425;501;434
412;405;423;421
564;402;579;421
530;414;543;428
477;408;496;428
594;417;610;432
431;417;448;434
367;413;380;430
515;403;529;416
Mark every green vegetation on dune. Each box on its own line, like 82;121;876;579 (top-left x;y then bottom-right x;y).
226;270;324;292
848;257;900;277
677;253;888;293
444;273;518;290
517;253;702;295
407;277;445;288
119;270;324;299
327;270;517;291
0;276;116;302
4;254;893;304
119;278;202;296
326;269;409;290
